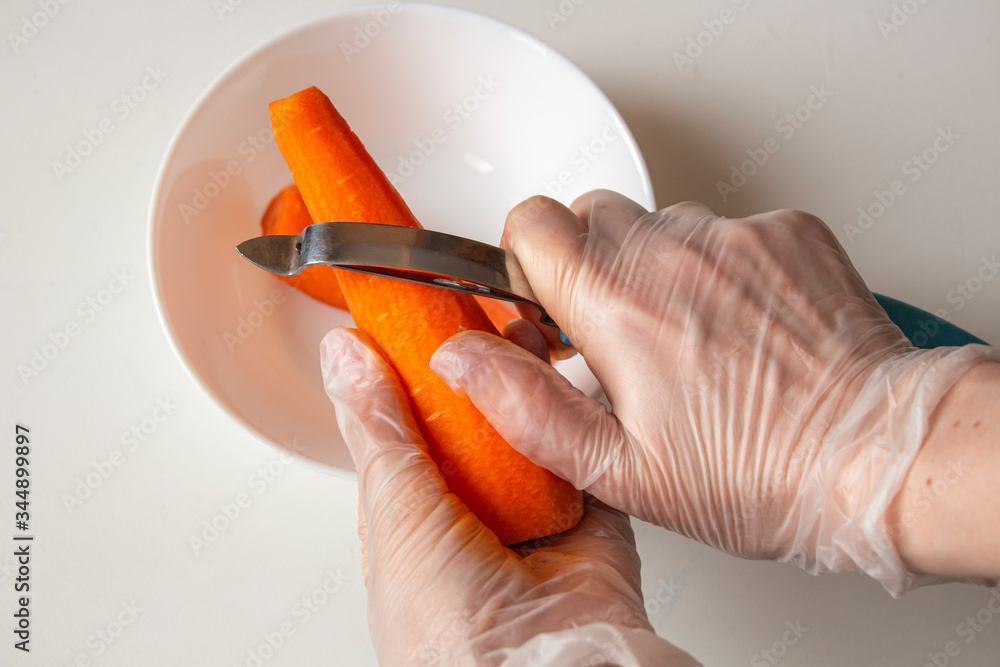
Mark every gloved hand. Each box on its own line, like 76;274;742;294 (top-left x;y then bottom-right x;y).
320;326;700;667
429;190;1000;597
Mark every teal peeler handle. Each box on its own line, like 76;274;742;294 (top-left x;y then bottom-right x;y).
872;294;986;349
559;293;987;349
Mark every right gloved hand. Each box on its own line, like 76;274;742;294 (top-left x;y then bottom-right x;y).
429;190;999;597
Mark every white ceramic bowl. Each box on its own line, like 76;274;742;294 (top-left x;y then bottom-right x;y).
149;3;654;475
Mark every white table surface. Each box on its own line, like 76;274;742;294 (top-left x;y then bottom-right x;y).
3;1;999;665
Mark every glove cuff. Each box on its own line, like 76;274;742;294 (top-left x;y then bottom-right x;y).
498;622;701;667
789;344;1000;597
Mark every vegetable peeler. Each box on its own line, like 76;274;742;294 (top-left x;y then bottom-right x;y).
237;222;559;330
236;222;986;350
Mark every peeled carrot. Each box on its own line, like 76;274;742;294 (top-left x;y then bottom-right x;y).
261;184;521;331
269;86;581;545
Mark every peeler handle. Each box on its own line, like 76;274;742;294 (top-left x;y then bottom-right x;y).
873;293;987;349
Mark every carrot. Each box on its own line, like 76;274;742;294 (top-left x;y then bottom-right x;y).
261;184;521;331
269;86;582;545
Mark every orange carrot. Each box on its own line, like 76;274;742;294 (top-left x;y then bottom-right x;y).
269;86;581;545
261;184;521;331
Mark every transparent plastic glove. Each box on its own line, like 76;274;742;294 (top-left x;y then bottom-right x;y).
429;190;1000;598
320;326;699;667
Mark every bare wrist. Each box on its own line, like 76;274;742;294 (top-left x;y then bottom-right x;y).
887;361;1000;579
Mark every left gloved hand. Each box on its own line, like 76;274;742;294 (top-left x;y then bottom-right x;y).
320;326;699;667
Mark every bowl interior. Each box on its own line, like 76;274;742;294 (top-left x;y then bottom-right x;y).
150;4;654;474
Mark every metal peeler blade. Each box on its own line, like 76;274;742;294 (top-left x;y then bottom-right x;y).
236;222;561;329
